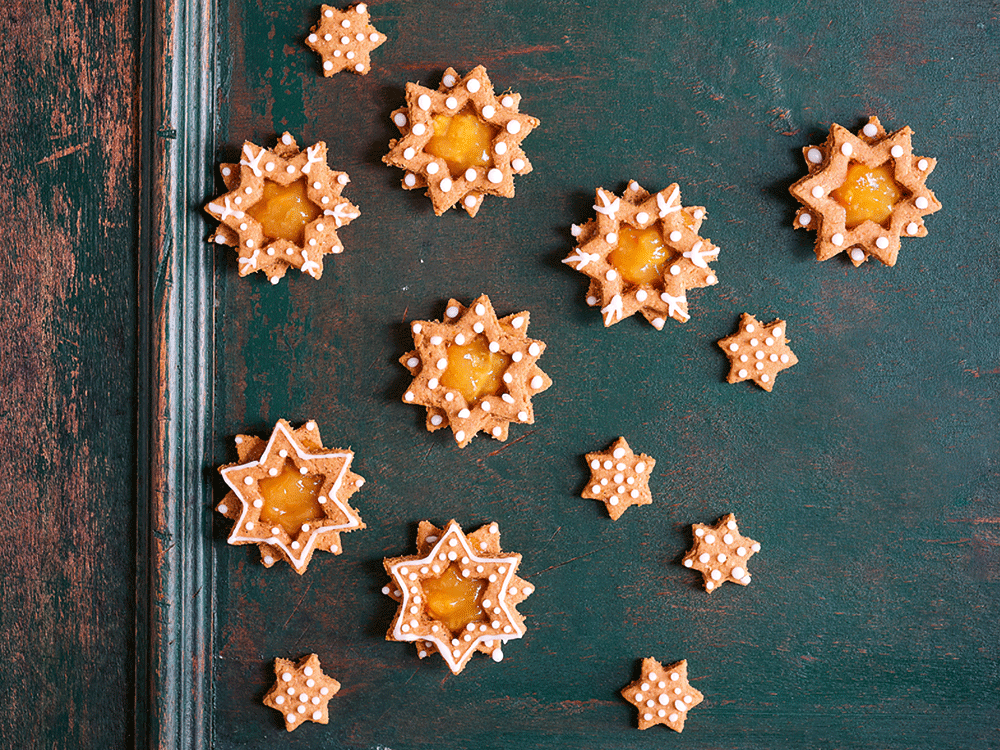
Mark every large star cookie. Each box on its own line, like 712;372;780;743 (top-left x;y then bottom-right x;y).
305;3;386;76
789;116;941;266
382;520;534;674
682;513;760;593
383;66;538;216
563;181;720;328
581;437;655;520
621;657;704;732
400;295;552;448
205;132;359;283
216;419;366;574
717;313;797;392
263;654;341;732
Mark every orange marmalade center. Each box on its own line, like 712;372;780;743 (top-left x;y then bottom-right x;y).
609;226;672;286
257;464;326;535
830;162;904;229
424;109;498;175
422;564;487;633
440;336;510;404
247;179;321;245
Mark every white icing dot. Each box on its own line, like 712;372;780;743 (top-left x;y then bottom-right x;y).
876;236;889;249
417;94;431;110
442;74;455;86
606;269;617;281
512;158;525;170
502;95;514;107
495;141;507;155
530;375;544;389
841;142;853;156
404;391;414;402
916;196;929;209
512;316;524;328
752;543;761;552
811;185;824;198
635;289;647;302
455;431;465;442
426;161;439;175
528;342;540;356
446;96;458;110
487;168;503;184
807;147;823;163
831;233;844;246
517;411;528;421
282;672;293;682
440;177;452;192
918;159;928;170
699;553;710;563
733;566;746;578
738;368;748;378
711;570;722;580
755;361;764;370
636;212;649;224
863;123;878;137
466;78;481;93
891;145;904;158
506;120;521;134
799;212;812;226
635;461;646;473
772;327;782;337
907;222;919;235
850;248;865;262
695;528;704;537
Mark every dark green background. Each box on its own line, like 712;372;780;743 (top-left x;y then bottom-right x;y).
208;1;998;748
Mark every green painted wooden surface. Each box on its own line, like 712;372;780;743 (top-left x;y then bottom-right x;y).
204;1;999;748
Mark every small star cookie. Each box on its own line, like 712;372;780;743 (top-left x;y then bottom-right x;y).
400;295;552;448
682;513;760;592
563;181;719;328
717;313;797;392
581;437;655;521
205;132;359;284
216;419;366;574
305;3;386;76
621;658;704;732
263;654;341;732
789;116;941;266
382;520;534;674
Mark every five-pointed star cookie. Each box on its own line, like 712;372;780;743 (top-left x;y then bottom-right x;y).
563;181;720;328
263;653;341;732
382;520;534;674
305;3;386;76
789;116;941;266
581;437;655;521
216;419;366;574
621;658;704;732
205;132;359;284
682;513;760;593
717;313;798;392
383;66;539;216
400;295;552;448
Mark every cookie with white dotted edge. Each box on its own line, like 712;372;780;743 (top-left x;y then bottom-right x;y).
621;657;704;732
383;66;539;216
205;132;359;284
216;419;366;574
563;181;719;328
789;116;941;267
400;295;552;448
717;313;797;392
262;653;341;732
581;437;655;521
305;3;386;76
382;520;534;674
682;513;760;593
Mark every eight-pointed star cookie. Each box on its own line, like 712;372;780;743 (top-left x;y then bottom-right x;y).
216;419;366;574
581;437;655;521
263;653;341;732
789;116;941;267
382;520;534;674
383;66;539;216
205;132;360;284
682;513;760;593
305;3;386;76
563;181;720;328
400;295;552;448
621;657;704;732
717;313;797;392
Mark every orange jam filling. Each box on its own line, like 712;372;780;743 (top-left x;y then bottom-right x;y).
424;109;498;175
246;179;321;245
422;564;486;634
258;465;326;536
609;226;671;285
440;336;510;404
830;162;903;229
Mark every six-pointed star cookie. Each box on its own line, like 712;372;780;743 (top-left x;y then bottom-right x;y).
563;181;720;328
383;66;539;216
789;116;941;267
400;295;552;448
717;313;798;392
581;437;656;521
216;419;366;574
682;513;760;592
621;657;704;732
205;132;359;283
382;520;534;674
263;653;341;732
306;3;386;76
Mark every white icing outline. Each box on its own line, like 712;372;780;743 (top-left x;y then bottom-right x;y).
240;143;264;176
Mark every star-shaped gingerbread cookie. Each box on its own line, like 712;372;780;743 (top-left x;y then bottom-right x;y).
581;437;655;520
400;295;552;448
717;313;797;392
382;520;534;674
621;658;704;732
383;66;538;216
789;116;941;267
205;132;359;284
563;181;719;328
216;419;366;574
682;513;760;593
263;653;341;732
305;3;386;76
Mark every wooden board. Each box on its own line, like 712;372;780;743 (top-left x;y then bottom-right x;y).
150;0;1000;747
